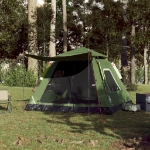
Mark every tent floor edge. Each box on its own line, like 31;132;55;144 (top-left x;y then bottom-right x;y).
25;102;132;114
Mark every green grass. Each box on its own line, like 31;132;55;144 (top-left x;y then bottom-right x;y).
0;84;150;149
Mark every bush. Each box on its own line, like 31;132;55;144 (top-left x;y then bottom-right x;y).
1;63;36;87
24;69;37;87
136;65;144;84
126;83;138;91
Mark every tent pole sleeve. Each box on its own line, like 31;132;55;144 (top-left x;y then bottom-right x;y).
91;59;104;129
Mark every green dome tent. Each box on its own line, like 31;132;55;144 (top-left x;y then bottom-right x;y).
25;47;132;114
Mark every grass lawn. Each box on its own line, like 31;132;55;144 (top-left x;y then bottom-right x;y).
0;84;150;150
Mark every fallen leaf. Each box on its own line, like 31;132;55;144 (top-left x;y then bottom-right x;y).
37;138;43;144
13;140;18;145
13;139;23;146
69;140;84;144
14;137;32;146
89;140;95;146
89;140;98;146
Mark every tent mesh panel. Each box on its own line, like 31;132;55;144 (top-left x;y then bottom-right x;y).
40;61;97;104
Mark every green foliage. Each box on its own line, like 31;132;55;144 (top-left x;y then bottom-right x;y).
2;0;150;86
37;3;52;56
121;68;130;85
135;65;143;84
0;0;27;58
24;69;37;87
1;64;36;87
126;83;138;91
121;68;138;91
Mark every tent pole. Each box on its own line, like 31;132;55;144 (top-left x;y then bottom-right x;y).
88;50;90;115
90;58;104;129
68;76;73;110
22;50;26;112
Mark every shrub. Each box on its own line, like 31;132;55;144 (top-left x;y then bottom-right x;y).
135;65;144;84
126;83;138;91
24;69;37;87
1;63;36;87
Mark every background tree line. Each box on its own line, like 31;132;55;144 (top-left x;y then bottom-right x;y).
0;0;150;87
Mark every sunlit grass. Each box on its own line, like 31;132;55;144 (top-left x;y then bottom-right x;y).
129;84;150;103
0;84;149;149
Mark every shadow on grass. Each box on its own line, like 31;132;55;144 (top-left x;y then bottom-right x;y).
11;99;29;112
0;104;12;114
43;110;150;141
0;105;7;110
13;99;29;102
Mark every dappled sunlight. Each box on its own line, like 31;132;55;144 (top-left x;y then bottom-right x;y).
37;0;44;7
43;110;150;143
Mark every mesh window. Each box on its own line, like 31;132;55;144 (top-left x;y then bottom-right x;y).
48;61;73;97
104;70;120;92
41;61;97;103
71;61;97;102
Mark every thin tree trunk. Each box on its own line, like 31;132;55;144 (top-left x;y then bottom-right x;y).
144;45;148;84
118;53;121;72
105;34;109;58
121;33;128;67
121;33;128;83
130;23;136;84
62;0;67;53
121;1;128;83
49;0;56;57
28;0;38;76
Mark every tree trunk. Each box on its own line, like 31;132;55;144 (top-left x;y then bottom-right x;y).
49;0;56;57
121;1;128;84
144;45;148;84
121;33;128;67
28;0;38;76
62;0;67;53
118;53;121;72
121;33;128;83
105;34;109;58
130;23;136;84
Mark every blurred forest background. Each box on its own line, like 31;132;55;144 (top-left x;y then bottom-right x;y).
0;0;150;88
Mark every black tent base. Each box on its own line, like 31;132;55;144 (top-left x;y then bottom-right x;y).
25;103;128;115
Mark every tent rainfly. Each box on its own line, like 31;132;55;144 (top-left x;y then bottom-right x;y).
25;47;132;114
